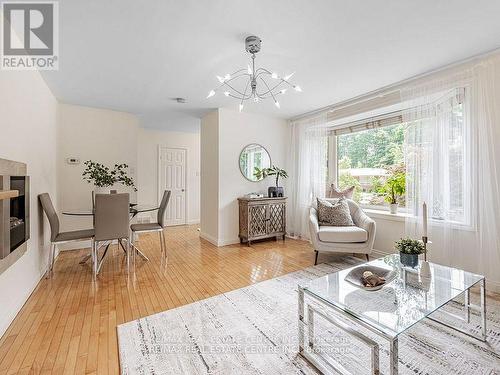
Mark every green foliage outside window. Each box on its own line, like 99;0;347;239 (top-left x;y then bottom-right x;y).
337;123;406;206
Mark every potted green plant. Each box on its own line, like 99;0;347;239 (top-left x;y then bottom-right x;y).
254;165;288;197
82;160;137;193
383;167;405;214
395;237;425;268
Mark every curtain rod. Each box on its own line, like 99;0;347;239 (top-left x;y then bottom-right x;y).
289;46;500;122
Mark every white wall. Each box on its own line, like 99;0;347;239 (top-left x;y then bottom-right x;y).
137;128;200;224
0;69;57;336
200;110;219;243
200;108;289;246
218;109;288;245
57;103;139;249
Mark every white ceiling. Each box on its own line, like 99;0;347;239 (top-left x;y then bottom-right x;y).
41;0;500;125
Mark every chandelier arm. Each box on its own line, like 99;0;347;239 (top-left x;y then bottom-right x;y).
255;79;287;96
229;68;248;76
259;77;279;103
254;71;272;80
240;79;251;107
227;93;246;100
256;67;273;75
223;80;253;98
212;73;251;94
223;73;251;85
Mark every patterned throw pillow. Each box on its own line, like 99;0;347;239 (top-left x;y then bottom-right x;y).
316;197;354;226
328;184;354;199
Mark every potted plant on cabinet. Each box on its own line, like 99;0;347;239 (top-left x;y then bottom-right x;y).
395;237;425;268
254;165;288;197
82;160;137;193
383;166;405;214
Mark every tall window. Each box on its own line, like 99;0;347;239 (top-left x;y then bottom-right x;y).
332;90;470;225
336;120;405;208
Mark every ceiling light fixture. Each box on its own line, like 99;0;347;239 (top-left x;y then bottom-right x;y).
206;35;301;110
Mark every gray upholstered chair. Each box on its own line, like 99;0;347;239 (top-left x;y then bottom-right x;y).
39;193;94;277
309;198;376;265
130;190;171;257
93;193;130;275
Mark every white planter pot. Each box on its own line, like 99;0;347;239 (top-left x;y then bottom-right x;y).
94;186;110;194
389;203;398;214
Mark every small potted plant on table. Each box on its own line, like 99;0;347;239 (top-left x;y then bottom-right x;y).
254;165;288;197
395;237;425;268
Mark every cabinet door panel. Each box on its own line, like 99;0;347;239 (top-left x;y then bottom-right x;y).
248;204;267;237
268;203;285;234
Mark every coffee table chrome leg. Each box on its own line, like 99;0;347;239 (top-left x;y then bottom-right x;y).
464;288;471;323
307;305;314;348
480;278;487;340
302;304;381;375
298;286;305;353
427;280;487;342
389;338;398;375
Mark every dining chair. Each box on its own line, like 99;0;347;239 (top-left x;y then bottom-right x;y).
39;193;95;278
93;193;130;276
130;190;171;258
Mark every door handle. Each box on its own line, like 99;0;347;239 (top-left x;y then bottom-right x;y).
181;189;185;192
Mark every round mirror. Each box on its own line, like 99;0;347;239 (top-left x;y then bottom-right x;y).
239;144;271;182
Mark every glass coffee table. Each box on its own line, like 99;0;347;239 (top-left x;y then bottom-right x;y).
298;254;486;375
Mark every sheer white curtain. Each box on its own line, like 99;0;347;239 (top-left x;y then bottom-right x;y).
402;54;500;279
288;113;329;239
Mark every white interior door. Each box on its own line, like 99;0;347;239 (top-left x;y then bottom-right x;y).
159;147;186;226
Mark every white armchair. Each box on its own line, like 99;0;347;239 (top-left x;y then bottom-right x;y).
309;199;376;265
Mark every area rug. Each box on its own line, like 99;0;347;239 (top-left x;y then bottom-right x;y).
117;257;500;374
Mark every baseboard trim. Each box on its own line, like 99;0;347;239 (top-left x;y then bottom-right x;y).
217;238;240;246
199;232;240;247
199;232;218;246
186;219;200;225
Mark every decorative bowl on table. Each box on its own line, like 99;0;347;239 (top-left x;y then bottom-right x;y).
344;265;397;291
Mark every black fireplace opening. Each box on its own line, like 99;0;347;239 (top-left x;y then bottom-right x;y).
9;176;29;252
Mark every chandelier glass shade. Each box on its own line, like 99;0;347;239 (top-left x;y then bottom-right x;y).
206;36;301;111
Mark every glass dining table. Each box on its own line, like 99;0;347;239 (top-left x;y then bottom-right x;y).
62;204;159;217
62;204;159;263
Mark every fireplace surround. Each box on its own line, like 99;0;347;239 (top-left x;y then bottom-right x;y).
0;158;29;274
0;176;30;258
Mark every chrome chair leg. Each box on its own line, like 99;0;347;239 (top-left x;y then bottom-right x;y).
46;242;56;278
51;243;57;273
161;230;167;258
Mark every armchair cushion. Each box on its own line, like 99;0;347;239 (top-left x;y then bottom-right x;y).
318;225;368;243
316;197;354;226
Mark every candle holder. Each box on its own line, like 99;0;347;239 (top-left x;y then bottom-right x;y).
420;236;431;278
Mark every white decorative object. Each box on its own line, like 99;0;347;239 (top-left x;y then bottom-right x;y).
206;36;302;110
420;260;431;278
422;201;428;237
420;233;431;278
390;203;398;214
94;186;109;194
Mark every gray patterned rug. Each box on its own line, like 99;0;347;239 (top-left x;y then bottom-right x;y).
117;257;500;374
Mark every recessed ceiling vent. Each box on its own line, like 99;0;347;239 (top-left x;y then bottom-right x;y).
172;97;187;104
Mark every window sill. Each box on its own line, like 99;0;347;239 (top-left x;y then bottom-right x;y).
363;208;411;222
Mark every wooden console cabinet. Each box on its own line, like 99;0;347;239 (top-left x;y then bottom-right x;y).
238;197;287;245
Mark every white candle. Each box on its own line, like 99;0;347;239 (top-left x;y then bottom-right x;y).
422;202;428;237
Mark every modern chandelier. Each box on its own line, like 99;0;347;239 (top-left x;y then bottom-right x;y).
206;35;302;111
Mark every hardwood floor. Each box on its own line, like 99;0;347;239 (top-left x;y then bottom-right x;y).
0;225;315;374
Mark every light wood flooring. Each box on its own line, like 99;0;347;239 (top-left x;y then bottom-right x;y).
0;225;316;374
